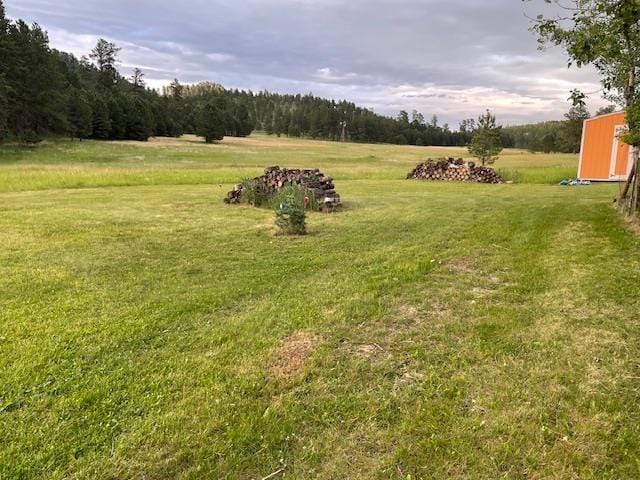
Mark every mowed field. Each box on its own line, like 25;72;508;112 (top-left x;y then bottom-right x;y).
1;134;639;479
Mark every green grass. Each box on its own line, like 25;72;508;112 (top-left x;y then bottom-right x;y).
0;133;580;193
1;135;639;479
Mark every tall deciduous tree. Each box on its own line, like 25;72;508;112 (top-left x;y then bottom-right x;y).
468;110;503;166
528;0;640;215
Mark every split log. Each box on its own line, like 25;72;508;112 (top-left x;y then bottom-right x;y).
407;157;503;184
224;166;342;212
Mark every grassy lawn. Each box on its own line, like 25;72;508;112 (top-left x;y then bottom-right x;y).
1;135;639;479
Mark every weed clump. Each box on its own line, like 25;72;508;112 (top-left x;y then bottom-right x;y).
240;178;270;207
274;184;309;235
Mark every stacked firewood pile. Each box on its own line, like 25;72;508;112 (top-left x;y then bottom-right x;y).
224;166;342;212
407;158;503;184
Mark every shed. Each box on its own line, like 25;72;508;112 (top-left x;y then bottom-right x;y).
578;111;634;181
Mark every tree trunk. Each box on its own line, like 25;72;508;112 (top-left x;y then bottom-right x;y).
619;148;636;202
631;154;640;214
618;64;638;216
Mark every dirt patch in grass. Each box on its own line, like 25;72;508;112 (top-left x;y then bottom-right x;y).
270;331;320;377
449;259;476;274
396;303;419;318
427;300;453;319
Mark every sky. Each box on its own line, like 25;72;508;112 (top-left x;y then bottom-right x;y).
6;0;611;126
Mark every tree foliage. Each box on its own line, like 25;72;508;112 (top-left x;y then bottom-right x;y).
468;110;503;166
212;90;474;146
0;2;257;144
67;88;92;140
195;98;226;143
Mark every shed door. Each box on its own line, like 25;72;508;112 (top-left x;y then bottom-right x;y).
610;125;633;179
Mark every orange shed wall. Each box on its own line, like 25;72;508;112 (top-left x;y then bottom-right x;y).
614;132;631;176
579;112;627;180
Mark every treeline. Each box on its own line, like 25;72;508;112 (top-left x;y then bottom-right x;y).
501;105;616;153
0;1;252;144
211;91;474;146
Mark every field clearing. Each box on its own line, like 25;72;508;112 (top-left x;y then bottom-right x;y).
0;134;581;192
1;135;640;479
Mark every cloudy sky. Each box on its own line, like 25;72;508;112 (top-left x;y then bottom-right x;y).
6;0;610;126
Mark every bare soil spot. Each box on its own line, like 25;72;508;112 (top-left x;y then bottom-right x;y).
270;331;320;377
449;259;475;274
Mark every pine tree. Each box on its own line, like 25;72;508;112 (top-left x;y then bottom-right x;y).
233;102;254;137
90;95;111;139
169;78;183;100
131;68;145;89
107;94;127;139
0;2;8;142
468;110;503;166
0;73;7;143
125;95;153;141
89;39;120;88
558;104;590;153
195;98;225;143
5;19;65;142
68;89;92;140
0;1;9;130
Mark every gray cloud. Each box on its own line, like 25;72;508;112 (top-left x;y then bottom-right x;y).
6;0;610;125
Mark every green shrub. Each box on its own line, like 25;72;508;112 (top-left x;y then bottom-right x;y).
241;178;320;212
274;184;308;235
19;130;43;145
240;179;270;207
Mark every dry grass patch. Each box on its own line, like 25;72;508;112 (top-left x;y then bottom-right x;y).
449;259;476;275
270;331;320;378
395;303;419;318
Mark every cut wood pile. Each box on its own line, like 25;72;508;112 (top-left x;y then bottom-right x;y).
407;158;503;184
224;166;342;211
